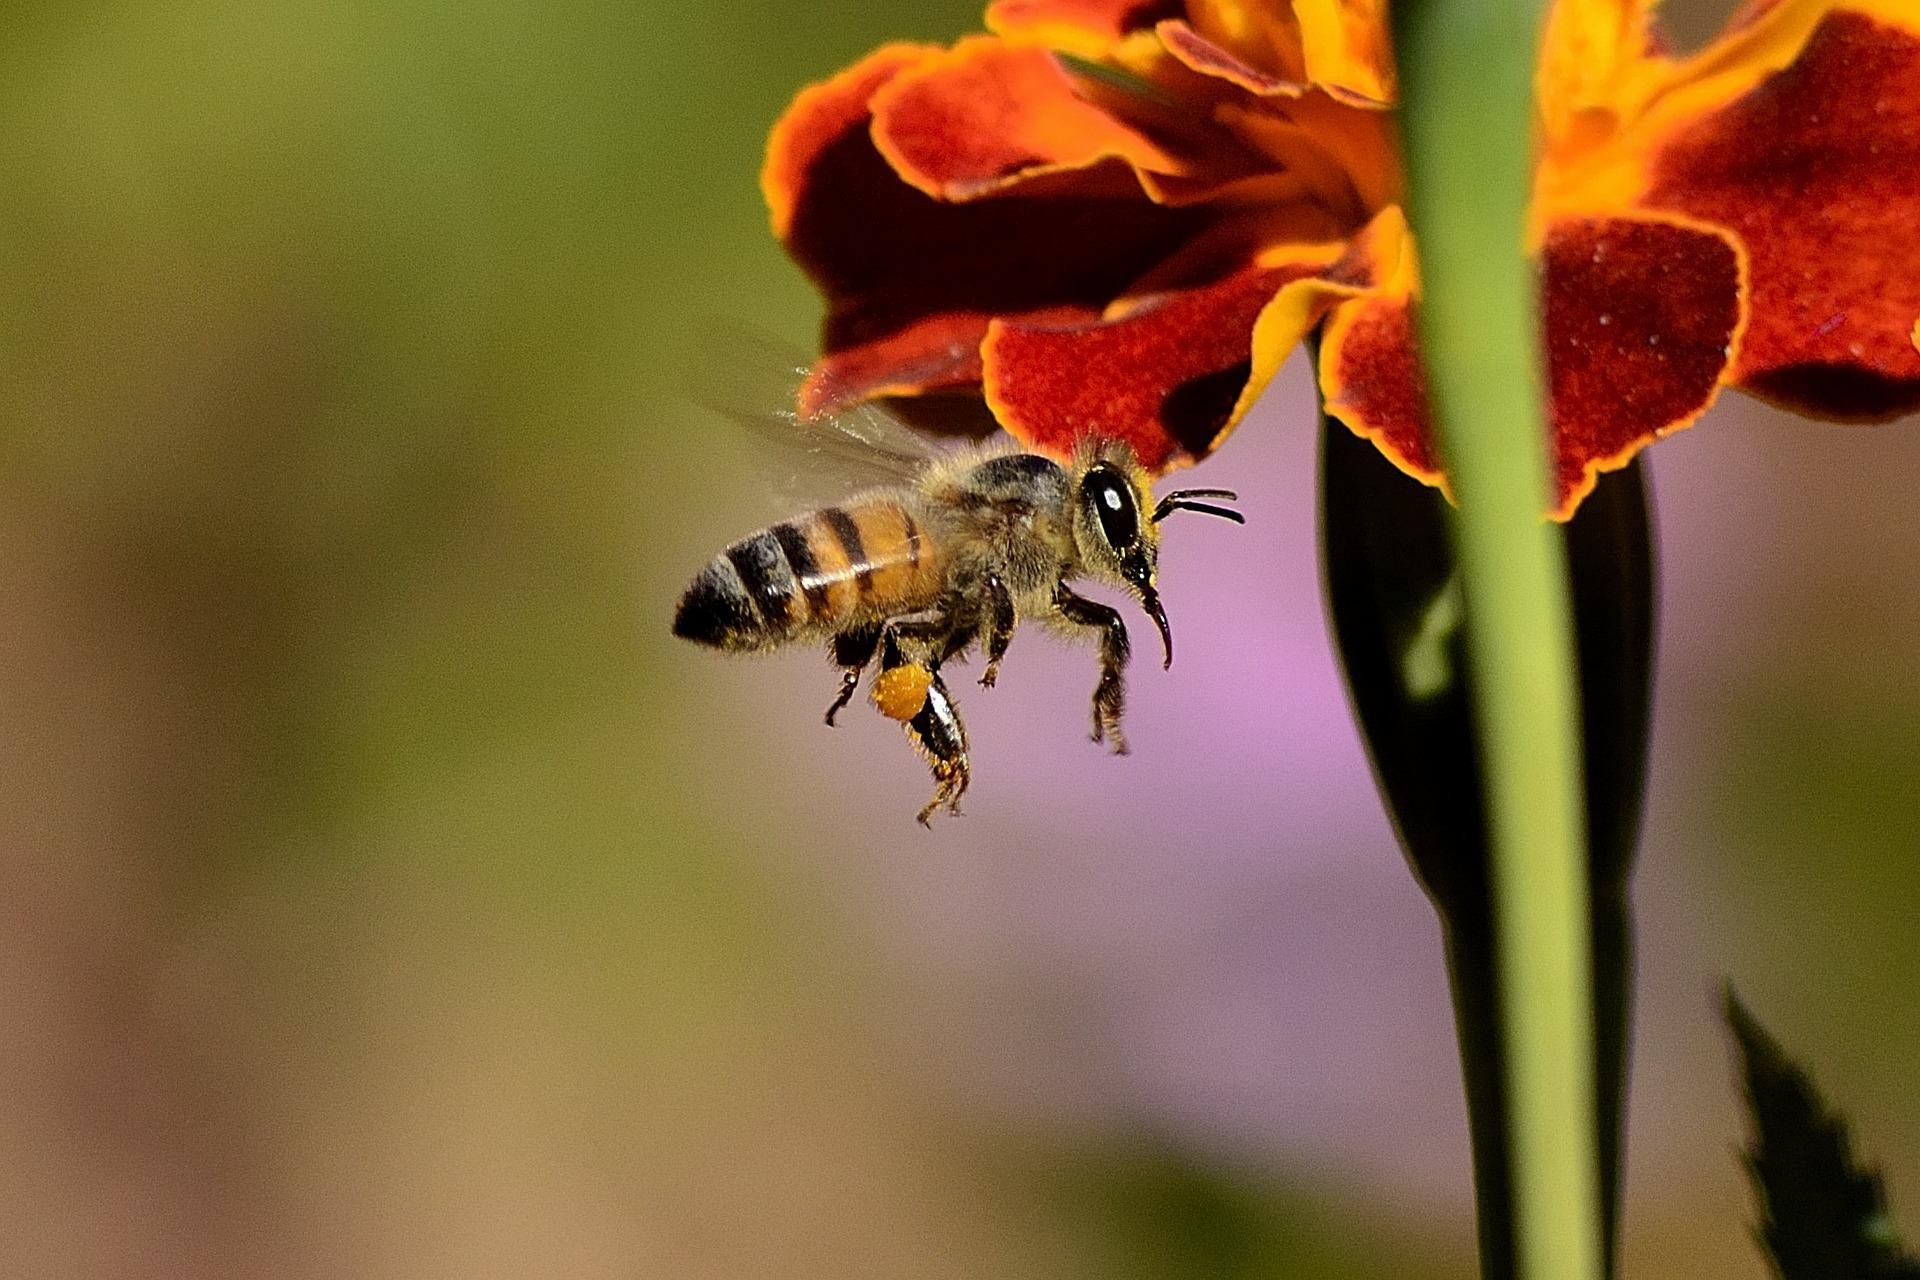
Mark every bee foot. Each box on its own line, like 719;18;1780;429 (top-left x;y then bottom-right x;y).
916;760;970;825
824;673;861;726
979;663;1000;689
927;796;965;821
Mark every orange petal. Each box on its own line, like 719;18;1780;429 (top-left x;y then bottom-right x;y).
1290;0;1395;106
1624;0;1878;138
765;41;1206;417
1157;18;1305;95
1319;213;1746;516
1535;0;1905;226
1214;92;1401;227
985;0;1182;50
1318;274;1442;493
982;258;1332;473
1243;205;1412;423
871;38;1188;201
1159;0;1393;105
762;43;939;240
1536;0;1659;136
1644;9;1920;419
1183;0;1310;84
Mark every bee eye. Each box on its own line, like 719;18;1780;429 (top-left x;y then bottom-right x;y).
1085;467;1139;551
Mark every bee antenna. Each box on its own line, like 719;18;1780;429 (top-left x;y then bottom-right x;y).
1152;494;1246;524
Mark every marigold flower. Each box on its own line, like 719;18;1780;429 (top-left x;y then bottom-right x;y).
762;0;1920;516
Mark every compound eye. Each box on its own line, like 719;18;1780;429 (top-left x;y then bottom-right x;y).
1087;468;1139;551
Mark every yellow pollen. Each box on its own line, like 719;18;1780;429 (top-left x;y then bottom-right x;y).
871;664;933;721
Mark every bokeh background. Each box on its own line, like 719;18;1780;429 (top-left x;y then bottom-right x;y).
3;1;1915;1276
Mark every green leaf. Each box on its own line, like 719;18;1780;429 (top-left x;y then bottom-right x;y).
1726;989;1920;1280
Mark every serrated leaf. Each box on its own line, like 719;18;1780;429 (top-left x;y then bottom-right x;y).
1726;989;1920;1280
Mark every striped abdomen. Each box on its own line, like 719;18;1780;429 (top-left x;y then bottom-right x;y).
673;495;943;650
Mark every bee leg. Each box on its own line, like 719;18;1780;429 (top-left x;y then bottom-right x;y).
977;573;1015;689
909;671;970;825
866;604;970;823
824;623;881;726
879;604;955;672
1053;582;1132;756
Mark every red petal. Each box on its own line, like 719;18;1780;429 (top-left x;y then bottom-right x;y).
1320;214;1745;515
1645;10;1920;419
799;316;992;419
1541;215;1745;513
871;38;1186;201
982;263;1324;471
1319;292;1441;487
799;306;1097;420
764;43;1207;415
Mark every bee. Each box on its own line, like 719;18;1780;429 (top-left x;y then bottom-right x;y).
672;399;1243;824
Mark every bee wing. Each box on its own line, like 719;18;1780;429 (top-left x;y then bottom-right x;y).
688;325;967;508
713;398;940;485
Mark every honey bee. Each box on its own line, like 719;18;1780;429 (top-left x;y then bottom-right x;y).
672;400;1243;824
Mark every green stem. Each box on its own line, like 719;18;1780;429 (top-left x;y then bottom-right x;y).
1389;3;1603;1278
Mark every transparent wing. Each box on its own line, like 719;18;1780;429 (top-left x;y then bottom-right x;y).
714;395;940;483
687;325;954;508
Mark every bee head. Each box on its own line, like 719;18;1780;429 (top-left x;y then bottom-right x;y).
1071;447;1170;667
1071;443;1246;670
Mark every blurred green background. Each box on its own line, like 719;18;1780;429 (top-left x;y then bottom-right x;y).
1;1;1915;1277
